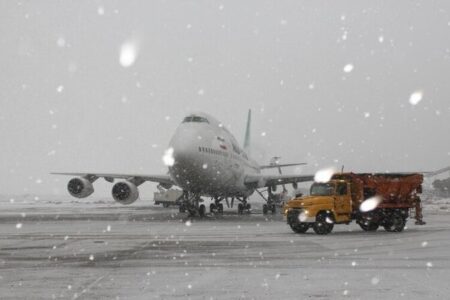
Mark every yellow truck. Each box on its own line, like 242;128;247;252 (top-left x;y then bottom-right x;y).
284;173;425;235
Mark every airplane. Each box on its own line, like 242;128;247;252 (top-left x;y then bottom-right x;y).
52;110;315;216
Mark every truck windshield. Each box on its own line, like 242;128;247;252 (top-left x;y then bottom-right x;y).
310;183;335;196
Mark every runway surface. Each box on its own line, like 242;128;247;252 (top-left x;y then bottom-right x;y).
0;198;449;299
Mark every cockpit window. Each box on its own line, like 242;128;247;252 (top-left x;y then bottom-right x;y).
183;116;209;123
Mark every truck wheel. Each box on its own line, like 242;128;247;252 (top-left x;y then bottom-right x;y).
384;213;406;232
290;222;309;234
262;204;268;215
286;210;309;233
313;213;334;235
359;222;379;232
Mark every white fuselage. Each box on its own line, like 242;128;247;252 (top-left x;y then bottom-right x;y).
168;113;260;198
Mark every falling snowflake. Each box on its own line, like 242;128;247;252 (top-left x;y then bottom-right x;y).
314;167;336;183
119;40;139;68
343;64;354;73
16;223;23;229
364;112;370;118
421;241;428;247
162;147;175;166
56;85;64;93
371;277;380;285
97;6;105;15
89;254;94;261
359;196;382;212
298;211;308;222
409;90;423;106
202;163;208;169
56;37;66;48
378;35;384;43
185;220;192;227
107;225;111;232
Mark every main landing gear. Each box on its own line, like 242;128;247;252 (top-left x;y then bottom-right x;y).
177;191;206;217
178;192;251;217
236;197;251;215
210;196;251;215
256;186;279;215
209;197;224;215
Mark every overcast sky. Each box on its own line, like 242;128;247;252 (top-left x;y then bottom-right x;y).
1;1;449;197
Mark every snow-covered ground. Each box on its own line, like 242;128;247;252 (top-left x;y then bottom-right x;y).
0;195;449;299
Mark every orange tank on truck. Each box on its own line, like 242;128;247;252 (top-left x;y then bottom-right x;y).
283;173;425;235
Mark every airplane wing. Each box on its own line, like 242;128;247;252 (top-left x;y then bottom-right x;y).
51;172;174;186
423;166;450;177
259;163;307;170
244;174;315;189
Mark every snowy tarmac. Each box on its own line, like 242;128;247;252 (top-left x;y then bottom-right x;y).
1;198;449;299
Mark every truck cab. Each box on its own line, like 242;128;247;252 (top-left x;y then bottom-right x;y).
285;180;353;232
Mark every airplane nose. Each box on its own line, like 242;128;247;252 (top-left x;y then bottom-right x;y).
168;125;203;167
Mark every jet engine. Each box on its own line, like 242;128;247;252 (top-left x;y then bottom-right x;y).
112;181;139;205
67;177;94;198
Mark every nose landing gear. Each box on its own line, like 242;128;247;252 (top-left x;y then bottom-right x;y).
177;191;206;217
237;198;251;214
210;197;224;215
257;186;286;215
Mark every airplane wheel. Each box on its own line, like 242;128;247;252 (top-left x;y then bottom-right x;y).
217;203;224;214
210;203;216;213
263;204;268;215
238;203;244;215
271;204;276;214
199;204;206;217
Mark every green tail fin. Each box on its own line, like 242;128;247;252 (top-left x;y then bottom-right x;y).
243;109;251;150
